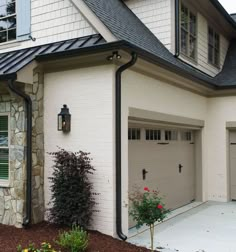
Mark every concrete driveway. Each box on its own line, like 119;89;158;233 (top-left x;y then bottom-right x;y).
128;201;236;252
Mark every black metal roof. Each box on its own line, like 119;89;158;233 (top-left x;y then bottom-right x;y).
0;34;105;78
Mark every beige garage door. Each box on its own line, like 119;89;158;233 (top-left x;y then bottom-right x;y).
128;125;195;227
229;131;236;200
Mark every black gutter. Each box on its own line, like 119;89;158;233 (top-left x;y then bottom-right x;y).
36;40;217;89
116;52;137;241
175;0;180;57
7;79;32;227
209;0;236;29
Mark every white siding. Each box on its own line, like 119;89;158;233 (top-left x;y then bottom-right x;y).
125;0;172;51
0;0;96;53
44;65;115;236
180;12;230;77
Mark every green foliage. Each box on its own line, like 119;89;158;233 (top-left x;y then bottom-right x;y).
16;242;56;252
56;226;88;252
129;187;169;228
48;148;95;228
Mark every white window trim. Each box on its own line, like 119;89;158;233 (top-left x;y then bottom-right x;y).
0;113;10;187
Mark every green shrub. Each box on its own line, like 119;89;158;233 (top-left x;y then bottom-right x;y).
48;148;95;227
56;226;88;252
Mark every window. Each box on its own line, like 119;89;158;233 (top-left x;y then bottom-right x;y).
165;130;178;141
145;129;161;141
180;3;197;60
0;115;9;180
181;131;192;141
0;0;16;43
128;128;141;140
208;27;220;67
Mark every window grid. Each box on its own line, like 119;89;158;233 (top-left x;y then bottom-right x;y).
165;130;178;141
145;129;161;141
0;115;9;180
0;0;16;43
181;131;192;141
128;128;141;140
180;3;197;60
208;26;220;67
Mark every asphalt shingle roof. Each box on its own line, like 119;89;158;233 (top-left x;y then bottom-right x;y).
83;0;236;88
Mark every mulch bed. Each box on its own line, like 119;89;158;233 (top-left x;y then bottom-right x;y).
0;222;153;252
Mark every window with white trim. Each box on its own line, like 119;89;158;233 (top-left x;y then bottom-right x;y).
0;0;16;43
128;128;141;140
145;129;161;141
208;26;220;67
165;130;178;141
0;115;9;180
180;3;197;60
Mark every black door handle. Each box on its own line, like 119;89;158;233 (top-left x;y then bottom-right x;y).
179;164;183;173
142;169;148;180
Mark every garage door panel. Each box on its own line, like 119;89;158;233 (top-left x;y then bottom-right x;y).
129;127;195;227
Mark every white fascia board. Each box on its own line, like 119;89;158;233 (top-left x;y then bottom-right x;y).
69;0;117;42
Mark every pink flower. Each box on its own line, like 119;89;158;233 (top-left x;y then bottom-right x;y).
144;187;150;192
157;204;163;209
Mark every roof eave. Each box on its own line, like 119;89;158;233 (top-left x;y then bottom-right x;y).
36;40;218;90
209;0;236;30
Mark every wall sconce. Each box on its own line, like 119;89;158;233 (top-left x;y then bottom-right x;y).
58;104;71;132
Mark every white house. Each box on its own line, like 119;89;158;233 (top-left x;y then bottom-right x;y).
0;0;235;240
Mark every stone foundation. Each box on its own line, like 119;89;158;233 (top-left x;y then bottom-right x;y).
0;72;44;227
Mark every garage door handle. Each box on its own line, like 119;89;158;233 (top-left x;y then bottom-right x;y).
179;164;183;173
142;169;148;180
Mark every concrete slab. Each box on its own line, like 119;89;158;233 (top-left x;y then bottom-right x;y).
128;201;236;252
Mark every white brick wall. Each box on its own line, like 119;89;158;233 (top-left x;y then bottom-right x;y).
0;0;96;53
125;0;172;51
44;65;116;236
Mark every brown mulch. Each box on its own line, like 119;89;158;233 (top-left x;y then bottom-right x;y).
0;222;153;252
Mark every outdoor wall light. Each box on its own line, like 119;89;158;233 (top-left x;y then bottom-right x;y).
107;51;122;61
58;104;71;132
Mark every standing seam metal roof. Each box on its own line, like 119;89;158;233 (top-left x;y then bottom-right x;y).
0;34;105;76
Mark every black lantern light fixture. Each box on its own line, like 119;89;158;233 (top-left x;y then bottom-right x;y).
58;104;71;132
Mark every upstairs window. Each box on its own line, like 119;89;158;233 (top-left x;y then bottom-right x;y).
180;3;197;60
208;27;220;67
0;0;16;43
0;115;9;180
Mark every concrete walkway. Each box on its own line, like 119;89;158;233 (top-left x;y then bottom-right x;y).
128;201;236;252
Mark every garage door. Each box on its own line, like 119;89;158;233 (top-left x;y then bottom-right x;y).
128;125;195;227
229;131;236;200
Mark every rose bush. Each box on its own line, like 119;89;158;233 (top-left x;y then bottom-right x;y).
129;187;169;251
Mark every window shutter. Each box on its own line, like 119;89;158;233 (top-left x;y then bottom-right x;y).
0;116;9;180
17;0;31;41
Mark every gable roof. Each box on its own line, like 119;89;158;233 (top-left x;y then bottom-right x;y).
82;0;236;88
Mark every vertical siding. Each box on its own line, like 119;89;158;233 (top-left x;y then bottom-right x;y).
0;0;96;53
125;0;172;51
44;65;115;236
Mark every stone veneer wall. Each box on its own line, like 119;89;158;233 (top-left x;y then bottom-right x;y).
0;72;44;227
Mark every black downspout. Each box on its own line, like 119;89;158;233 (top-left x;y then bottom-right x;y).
115;52;137;241
175;0;180;57
8;79;32;227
